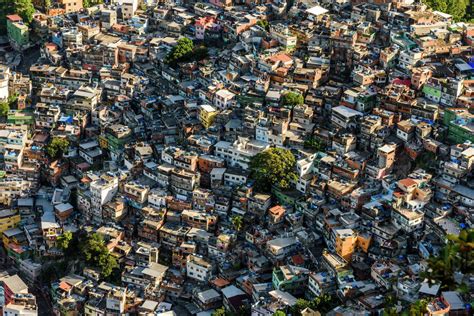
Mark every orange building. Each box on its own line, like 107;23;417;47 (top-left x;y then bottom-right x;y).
333;228;358;261
333;228;371;261
59;0;83;13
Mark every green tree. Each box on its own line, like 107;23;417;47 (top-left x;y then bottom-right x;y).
257;20;270;31
231;215;243;231
165;37;194;66
46;137;69;159
309;294;337;314
446;228;474;274
81;233;118;278
415;151;437;170
212;307;226;316
290;298;311;315
408;299;428;316
422;228;474;290
57;231;73;251
281;91;304;108
423;242;457;290
13;0;35;24
423;0;469;21
304;137;325;152
194;45;209;61
382;294;398;316
212;307;238;316
83;0;103;8
0;101;9;117
423;0;447;12
288;295;336;315
250;148;298;192
273;311;286;316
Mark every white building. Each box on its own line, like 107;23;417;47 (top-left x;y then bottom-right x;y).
3;293;38;316
331;106;362;129
266;237;299;261
213;89;235;110
398;49;423;70
391;208;424;233
147;188;168;209
89;173;119;222
215;137;269;169
79;140;102;165
106;287;127;314
186;255;213;282
0;65;10;101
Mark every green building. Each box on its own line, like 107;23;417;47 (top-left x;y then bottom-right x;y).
272;186;302;206
272;265;309;295
443;108;474;144
7;110;34;126
99;124;133;160
6;15;29;50
422;85;442;103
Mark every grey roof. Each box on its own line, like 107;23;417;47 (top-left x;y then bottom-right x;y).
221;285;245;298
442;291;464;310
141;300;159;311
17;198;34;207
269;289;297;306
332;105;363;118
453;184;474;199
3;228;22;237
419;281;440;296
0;275;28;294
196;289;220;302
142;262;168;278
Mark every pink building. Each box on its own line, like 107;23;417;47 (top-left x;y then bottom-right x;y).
195;17;218;40
209;0;232;8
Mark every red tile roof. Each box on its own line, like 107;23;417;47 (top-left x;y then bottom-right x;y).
59;281;72;292
399;178;417;188
6;15;22;22
291;254;305;265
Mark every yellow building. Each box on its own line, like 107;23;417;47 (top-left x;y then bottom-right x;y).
199;104;218;129
2;227;23;247
333;228;372;261
0;209;21;234
59;0;84;13
357;233;372;253
334;228;357;261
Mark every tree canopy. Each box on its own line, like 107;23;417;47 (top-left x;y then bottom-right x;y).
0;101;9;117
13;0;35;24
81;233;118;278
250;148;298;192
166;37;194;66
289;295;337;315
0;93;18;117
212;307;226;316
46;137;70;160
57;231;73;251
231;215;243;231
281;91;304;108
1;0;34;34
423;0;470;21
165;38;210;66
422;228;474;290
304;137;325;152
257;20;270;31
415;151;437;170
83;0;103;9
